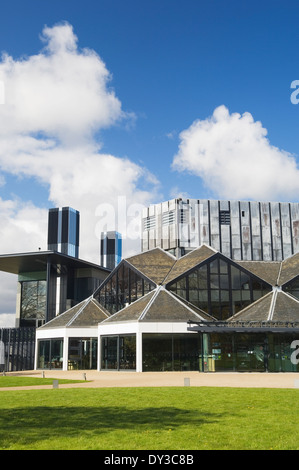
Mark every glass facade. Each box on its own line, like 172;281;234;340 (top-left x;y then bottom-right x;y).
95;262;155;314
142;334;201;371
20;279;47;327
37;338;63;369
167;256;271;320
101;335;136;370
68;338;97;370
48;207;80;258
198;333;299;372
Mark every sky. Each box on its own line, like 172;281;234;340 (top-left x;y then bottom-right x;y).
1;0;299;326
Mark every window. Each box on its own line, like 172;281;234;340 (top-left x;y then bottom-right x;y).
167;255;271;320
94;262;155;314
143;215;156;231
219;210;230;225
37;338;63;369
162;210;175;226
142;334;200;371
68;338;98;370
101;335;136;370
21;280;47;323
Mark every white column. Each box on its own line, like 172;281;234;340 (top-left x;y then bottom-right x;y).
97;334;101;371
63;336;69;371
136;328;143;372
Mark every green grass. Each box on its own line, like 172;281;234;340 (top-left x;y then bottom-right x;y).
0;386;298;450
0;376;86;387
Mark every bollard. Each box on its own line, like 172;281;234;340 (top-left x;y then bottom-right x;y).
184;377;190;387
41;371;45;378
53;379;59;389
82;373;86;381
294;379;299;389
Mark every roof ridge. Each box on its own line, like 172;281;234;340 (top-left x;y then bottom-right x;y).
138;287;161;321
165;289;210;321
276;261;283;286
228;290;274;321
66;296;93;327
100;289;156;323
268;288;278;321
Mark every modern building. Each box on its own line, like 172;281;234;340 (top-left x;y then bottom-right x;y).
100;231;122;270
48;207;80;258
141;198;299;261
0;207;111;329
35;244;299;373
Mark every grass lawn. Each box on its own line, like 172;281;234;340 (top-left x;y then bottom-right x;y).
0;385;298;450
0;376;86;387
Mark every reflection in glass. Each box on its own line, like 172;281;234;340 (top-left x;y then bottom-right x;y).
101;335;136;370
95;263;155;314
21;280;47;321
142;334;200;371
167;256;271;320
37;338;63;369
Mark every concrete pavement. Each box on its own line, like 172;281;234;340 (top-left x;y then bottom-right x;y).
1;370;299;390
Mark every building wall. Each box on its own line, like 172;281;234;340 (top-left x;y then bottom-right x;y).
142;199;299;261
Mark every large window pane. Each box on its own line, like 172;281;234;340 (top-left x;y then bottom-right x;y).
37;338;63;369
142;334;200;372
21;280;47;321
95;263;155;314
68;338;98;370
101;335;136;370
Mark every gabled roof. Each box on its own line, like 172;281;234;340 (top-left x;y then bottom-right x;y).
228;292;273;322
278;251;299;286
101;287;212;324
228;289;299;323
164;245;217;284
126;247;176;285
237;261;281;286
38;297;110;329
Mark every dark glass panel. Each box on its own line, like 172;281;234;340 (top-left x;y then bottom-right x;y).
37;338;63;370
119;336;136;370
142;334;200;372
21;280;47;321
101;335;136;370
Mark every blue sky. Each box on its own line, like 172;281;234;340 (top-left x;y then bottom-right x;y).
0;0;299;325
1;0;299;202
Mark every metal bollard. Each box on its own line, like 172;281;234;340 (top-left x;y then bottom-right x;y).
53;379;59;389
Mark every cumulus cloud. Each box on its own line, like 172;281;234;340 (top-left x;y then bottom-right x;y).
172;105;299;201
0;22;159;258
0;22;123;143
0;22;160;324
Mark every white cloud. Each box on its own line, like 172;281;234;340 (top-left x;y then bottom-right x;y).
0;22;123;143
0;22;161;321
172;105;299;201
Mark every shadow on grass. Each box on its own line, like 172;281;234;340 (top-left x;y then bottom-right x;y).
0;405;220;448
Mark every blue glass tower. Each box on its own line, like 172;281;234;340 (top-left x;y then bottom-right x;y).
48;207;80;258
100;231;122;270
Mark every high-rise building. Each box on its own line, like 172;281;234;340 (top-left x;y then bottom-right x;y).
48;207;80;258
142;198;299;261
100;231;122;270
